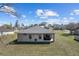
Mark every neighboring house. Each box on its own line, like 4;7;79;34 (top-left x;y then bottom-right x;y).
0;27;14;36
17;26;55;43
74;29;79;40
64;30;70;34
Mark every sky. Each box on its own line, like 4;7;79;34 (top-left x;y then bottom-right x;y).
0;3;79;26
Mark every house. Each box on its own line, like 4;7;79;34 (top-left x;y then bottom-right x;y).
0;27;14;36
17;26;55;43
74;29;79;40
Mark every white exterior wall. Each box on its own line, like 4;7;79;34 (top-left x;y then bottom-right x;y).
17;34;54;42
3;32;14;35
0;31;14;36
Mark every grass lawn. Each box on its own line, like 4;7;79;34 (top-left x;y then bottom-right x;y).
0;30;79;56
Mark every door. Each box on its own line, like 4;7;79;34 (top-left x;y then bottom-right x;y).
34;39;37;42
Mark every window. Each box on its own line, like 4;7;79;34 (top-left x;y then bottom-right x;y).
29;34;32;39
35;39;37;42
44;34;51;40
23;33;27;35
39;35;42;39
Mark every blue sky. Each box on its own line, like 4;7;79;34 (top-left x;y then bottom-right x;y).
0;3;79;26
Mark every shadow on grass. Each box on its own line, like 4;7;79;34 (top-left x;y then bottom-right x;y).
62;33;79;42
8;39;52;45
61;33;73;37
74;39;79;42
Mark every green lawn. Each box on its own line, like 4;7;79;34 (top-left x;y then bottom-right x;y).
0;30;79;56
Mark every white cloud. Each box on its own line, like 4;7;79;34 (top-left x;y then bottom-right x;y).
32;20;34;22
0;5;21;19
63;17;74;20
40;17;77;25
70;13;74;15
73;10;79;15
62;17;69;24
10;14;16;18
62;20;69;24
40;16;47;19
0;6;16;14
69;17;74;20
36;9;59;19
46;19;61;25
63;17;67;20
42;17;72;25
62;17;77;24
45;10;59;17
70;9;79;15
22;15;26;18
0;6;16;13
36;9;44;16
61;17;69;24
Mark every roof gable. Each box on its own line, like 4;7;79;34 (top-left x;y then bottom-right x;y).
18;26;53;34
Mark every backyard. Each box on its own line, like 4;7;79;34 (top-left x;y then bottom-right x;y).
0;30;79;56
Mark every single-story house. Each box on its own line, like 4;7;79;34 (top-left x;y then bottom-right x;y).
17;26;55;43
74;29;79;40
0;27;14;36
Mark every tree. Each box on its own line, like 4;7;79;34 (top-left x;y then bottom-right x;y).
33;24;38;26
14;20;20;29
53;24;61;30
39;22;47;26
20;23;25;29
29;24;34;27
48;24;53;27
66;23;76;34
2;23;12;29
75;23;79;29
21;23;24;27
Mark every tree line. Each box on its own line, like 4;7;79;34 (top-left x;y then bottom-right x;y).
1;20;79;35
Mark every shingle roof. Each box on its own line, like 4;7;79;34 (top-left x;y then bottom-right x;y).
0;27;14;32
18;26;53;34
